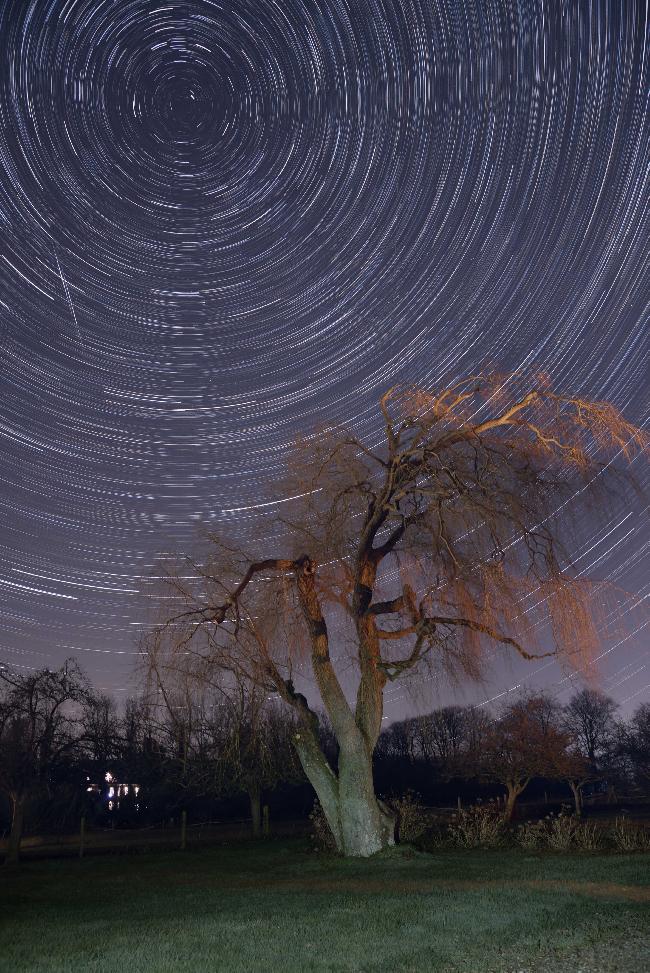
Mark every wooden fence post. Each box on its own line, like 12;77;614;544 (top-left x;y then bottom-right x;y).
79;815;86;859
262;805;270;837
180;810;187;851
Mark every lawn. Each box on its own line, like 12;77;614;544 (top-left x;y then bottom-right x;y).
2;839;649;972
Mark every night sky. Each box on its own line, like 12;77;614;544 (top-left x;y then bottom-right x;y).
0;0;647;717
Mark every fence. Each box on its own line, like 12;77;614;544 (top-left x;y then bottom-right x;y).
1;810;310;862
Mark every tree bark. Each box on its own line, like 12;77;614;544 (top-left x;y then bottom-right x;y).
337;740;394;856
6;793;26;865
293;556;395;856
294;726;394;856
293;729;343;849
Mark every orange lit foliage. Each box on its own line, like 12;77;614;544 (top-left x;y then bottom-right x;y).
148;374;646;856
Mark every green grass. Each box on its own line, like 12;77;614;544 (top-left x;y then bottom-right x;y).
2;839;649;972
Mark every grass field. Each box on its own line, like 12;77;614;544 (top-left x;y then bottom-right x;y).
2;839;649;972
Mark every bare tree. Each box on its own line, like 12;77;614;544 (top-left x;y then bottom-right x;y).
193;682;302;836
149;663;302;835
418;706;477;771
623;704;650;791
0;662;87;864
550;747;595;816
147;375;646;856
563;689;618;766
375;718;421;763
80;692;120;770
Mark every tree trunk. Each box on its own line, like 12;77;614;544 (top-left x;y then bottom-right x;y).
293;556;395;856
503;782;525;823
568;780;583;817
336;743;394;857
6;793;26;865
294;730;394;856
248;785;262;838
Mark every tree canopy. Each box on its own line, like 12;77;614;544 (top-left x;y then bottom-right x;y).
147;374;647;856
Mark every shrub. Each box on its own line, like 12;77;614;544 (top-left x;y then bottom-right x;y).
447;801;506;849
516;817;549;851
573;820;604;851
386;791;430;844
544;810;581;851
516;811;650;852
610;817;650;852
517;810;586;851
308;800;337;852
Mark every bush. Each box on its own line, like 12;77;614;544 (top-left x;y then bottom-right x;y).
386;791;430;844
610;816;650;852
516;811;650;852
516;817;549;851
446;801;506;849
308;800;337;852
517;810;579;851
573;820;604;851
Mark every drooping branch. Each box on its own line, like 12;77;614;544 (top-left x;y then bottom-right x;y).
378;626;432;680
427;616;555;661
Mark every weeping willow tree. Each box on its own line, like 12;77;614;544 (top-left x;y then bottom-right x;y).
146;374;646;856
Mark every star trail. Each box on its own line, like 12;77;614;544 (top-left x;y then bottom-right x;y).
0;0;647;714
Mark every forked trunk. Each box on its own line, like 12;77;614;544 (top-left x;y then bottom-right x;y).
293;554;395;855
503;781;525;823
6;793;26;865
568;780;583;817
295;732;395;856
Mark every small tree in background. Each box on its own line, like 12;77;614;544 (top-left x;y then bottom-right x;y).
419;706;472;768
478;695;572;821
548;746;595;816
147;375;646;856
563;689;618;767
624;704;650;792
151;669;302;835
415;705;491;784
374;717;421;763
0;661;87;864
80;691;121;780
206;682;302;836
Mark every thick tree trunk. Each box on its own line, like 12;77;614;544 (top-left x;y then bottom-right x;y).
249;785;262;838
293;554;395;856
292;720;344;850
294;729;394;856
6;793;26;865
337;744;394;856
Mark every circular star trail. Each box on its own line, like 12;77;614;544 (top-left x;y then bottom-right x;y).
0;0;647;711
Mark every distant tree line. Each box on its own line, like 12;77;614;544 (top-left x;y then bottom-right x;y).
1;659;649;864
375;689;650;820
0;661;305;864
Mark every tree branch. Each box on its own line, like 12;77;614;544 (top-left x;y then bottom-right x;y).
428;615;555;661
